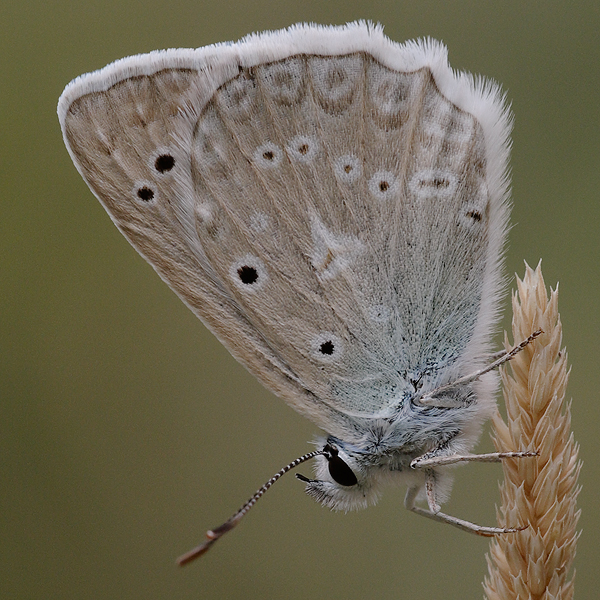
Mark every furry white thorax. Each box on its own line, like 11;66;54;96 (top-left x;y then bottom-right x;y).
304;370;497;511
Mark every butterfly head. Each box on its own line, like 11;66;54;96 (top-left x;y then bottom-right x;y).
296;439;387;511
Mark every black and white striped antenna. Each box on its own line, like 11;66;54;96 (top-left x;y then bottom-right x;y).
177;449;324;565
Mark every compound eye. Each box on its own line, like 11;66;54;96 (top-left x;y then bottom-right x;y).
323;444;358;486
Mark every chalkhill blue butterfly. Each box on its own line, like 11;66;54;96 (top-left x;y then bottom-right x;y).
58;22;538;564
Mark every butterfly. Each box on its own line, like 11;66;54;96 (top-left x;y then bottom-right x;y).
58;22;536;563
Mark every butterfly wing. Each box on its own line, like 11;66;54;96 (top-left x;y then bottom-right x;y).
58;23;511;437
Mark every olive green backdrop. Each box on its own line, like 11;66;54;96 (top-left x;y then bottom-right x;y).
2;1;599;598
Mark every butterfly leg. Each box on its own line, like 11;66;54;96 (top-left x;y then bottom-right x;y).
416;329;542;407
488;348;510;361
411;450;538;469
404;470;525;536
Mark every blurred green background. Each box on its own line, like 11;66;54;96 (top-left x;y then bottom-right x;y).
2;1;599;598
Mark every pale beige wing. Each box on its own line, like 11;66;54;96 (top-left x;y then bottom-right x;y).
58;24;511;437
